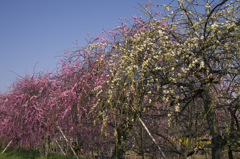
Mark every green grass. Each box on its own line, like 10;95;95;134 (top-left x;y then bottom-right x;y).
0;146;82;159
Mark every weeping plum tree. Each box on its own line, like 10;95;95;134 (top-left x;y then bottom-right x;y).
81;9;182;158
0;46;116;157
0;72;62;156
92;0;240;158
0;19;121;157
161;1;240;158
0;38;119;156
81;4;184;159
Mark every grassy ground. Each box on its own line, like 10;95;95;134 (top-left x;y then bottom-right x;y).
1;146;239;159
0;147;212;159
0;146;80;159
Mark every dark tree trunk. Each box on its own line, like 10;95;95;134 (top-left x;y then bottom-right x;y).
228;146;234;159
111;127;128;159
202;89;221;159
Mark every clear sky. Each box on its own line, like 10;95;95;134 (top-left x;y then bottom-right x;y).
0;0;174;93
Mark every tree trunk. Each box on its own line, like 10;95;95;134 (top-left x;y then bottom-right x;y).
40;134;50;157
179;139;195;159
228;146;234;159
202;89;221;159
111;127;128;159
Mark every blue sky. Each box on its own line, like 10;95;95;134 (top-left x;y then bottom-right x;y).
0;0;174;93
